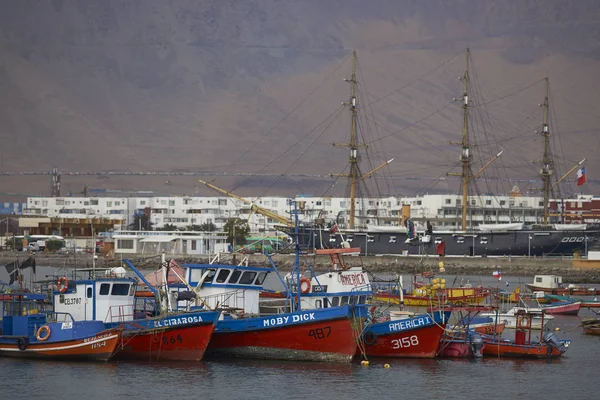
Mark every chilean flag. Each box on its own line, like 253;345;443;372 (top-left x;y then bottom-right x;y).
577;167;587;186
492;270;502;280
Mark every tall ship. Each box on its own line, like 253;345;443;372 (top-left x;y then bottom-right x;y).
199;49;600;256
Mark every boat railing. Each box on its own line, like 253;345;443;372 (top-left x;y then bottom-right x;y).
201;289;246;312
104;304;136;324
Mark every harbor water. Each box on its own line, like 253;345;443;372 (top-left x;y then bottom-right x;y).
1;312;598;399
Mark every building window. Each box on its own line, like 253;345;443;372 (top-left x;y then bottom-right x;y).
445;199;451;205
191;240;197;250
486;200;492;206
169;200;175;206
500;200;506;206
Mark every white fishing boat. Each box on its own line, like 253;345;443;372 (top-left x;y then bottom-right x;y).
480;306;554;330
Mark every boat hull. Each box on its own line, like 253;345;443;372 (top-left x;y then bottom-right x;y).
0;329;120;361
439;338;485;358
206;307;357;363
543;302;581;315
285;225;600;257
110;311;220;361
482;342;563;358
583;325;600;335
360;313;447;358
526;285;600;296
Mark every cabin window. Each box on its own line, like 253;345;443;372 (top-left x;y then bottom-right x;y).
254;272;268;285
228;270;242;284
332;297;340;307
323;298;328;308
536;277;543;283
86;288;93;298
205;269;217;283
99;284;110;295
359;295;366;304
239;271;257;285
216;269;231;283
111;284;130;296
315;300;322;308
341;296;349;306
350;296;357;305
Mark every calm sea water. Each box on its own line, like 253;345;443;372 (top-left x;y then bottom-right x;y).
1;310;598;400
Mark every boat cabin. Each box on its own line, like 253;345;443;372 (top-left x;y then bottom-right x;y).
532;275;563;289
0;293;48;337
170;263;273;315
299;248;372;310
53;277;138;323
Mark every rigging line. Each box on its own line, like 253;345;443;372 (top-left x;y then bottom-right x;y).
231;105;345;193
365;50;462;107
365;101;455;145
471;78;546;109
260;106;347;198
220;52;352;173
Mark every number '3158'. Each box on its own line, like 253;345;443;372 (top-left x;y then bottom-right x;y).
391;335;419;349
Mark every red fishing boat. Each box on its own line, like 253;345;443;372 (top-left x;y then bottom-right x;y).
53;262;220;362
482;309;570;358
542;301;581;315
358;310;449;358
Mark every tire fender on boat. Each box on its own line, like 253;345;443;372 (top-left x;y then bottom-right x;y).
36;325;51;341
17;338;28;351
364;331;377;346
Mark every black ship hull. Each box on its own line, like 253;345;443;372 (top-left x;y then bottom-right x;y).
282;226;600;257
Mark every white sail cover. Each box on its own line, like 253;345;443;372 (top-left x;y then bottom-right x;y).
366;226;408;233
477;223;523;231
553;224;587;230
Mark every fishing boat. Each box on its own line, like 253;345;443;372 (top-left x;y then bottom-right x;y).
583;324;600;336
481;309;570;358
545;293;600;308
165;226;361;363
52;263;220;362
372;273;490;307
0;293;120;361
359;308;449;358
541;300;581;315
527;275;600;296
480;306;554;329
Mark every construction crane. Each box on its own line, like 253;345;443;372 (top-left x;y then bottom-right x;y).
197;179;292;226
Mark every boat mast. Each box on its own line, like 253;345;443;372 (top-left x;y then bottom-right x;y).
540;77;553;224
348;50;359;229
448;48;471;231
332;50;359;229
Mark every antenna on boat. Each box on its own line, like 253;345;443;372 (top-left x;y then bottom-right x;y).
448;48;471;231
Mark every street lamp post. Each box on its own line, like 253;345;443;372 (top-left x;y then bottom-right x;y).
528;235;532;258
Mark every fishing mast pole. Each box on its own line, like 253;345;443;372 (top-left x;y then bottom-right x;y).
448;48;471;231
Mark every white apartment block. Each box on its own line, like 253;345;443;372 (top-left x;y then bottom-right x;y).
25;192;592;233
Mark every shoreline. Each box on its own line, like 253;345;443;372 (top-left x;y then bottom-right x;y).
3;251;600;284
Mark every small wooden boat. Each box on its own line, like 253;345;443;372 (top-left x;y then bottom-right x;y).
542;300;581;315
526;275;600;296
0;293;120;361
582;324;600;336
545;294;600;309
482;309;570;358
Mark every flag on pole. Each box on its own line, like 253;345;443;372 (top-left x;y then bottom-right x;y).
577;167;587;186
492;270;502;280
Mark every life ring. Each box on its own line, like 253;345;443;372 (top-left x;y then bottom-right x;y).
36;325;51;341
364;331;377;346
57;276;69;293
300;278;311;294
17;338;28;351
